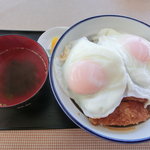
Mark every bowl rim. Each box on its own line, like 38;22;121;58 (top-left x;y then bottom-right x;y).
49;14;150;143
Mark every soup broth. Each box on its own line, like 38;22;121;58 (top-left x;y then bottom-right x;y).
0;48;47;107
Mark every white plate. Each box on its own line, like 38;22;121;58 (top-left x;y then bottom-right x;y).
37;26;68;57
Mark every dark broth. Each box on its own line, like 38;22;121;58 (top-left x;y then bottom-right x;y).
0;48;47;106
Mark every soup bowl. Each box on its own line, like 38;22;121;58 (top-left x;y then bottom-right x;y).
0;35;49;109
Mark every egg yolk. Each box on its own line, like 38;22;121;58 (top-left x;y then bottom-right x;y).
67;60;107;95
125;36;150;62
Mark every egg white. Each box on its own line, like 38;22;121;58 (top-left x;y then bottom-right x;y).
97;28;150;107
62;37;127;118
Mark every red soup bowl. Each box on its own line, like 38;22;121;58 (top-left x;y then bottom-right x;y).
0;35;49;108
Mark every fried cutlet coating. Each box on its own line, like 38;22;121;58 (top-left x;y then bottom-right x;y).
123;96;148;103
89;99;150;126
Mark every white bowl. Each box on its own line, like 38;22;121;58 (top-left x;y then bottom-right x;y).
37;26;68;57
49;15;150;143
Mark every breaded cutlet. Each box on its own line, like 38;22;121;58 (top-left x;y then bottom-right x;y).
89;97;150;126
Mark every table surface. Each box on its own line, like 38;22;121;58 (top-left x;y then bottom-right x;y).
0;0;150;149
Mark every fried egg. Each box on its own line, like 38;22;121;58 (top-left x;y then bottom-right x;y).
97;28;150;106
62;37;127;118
55;28;150;119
